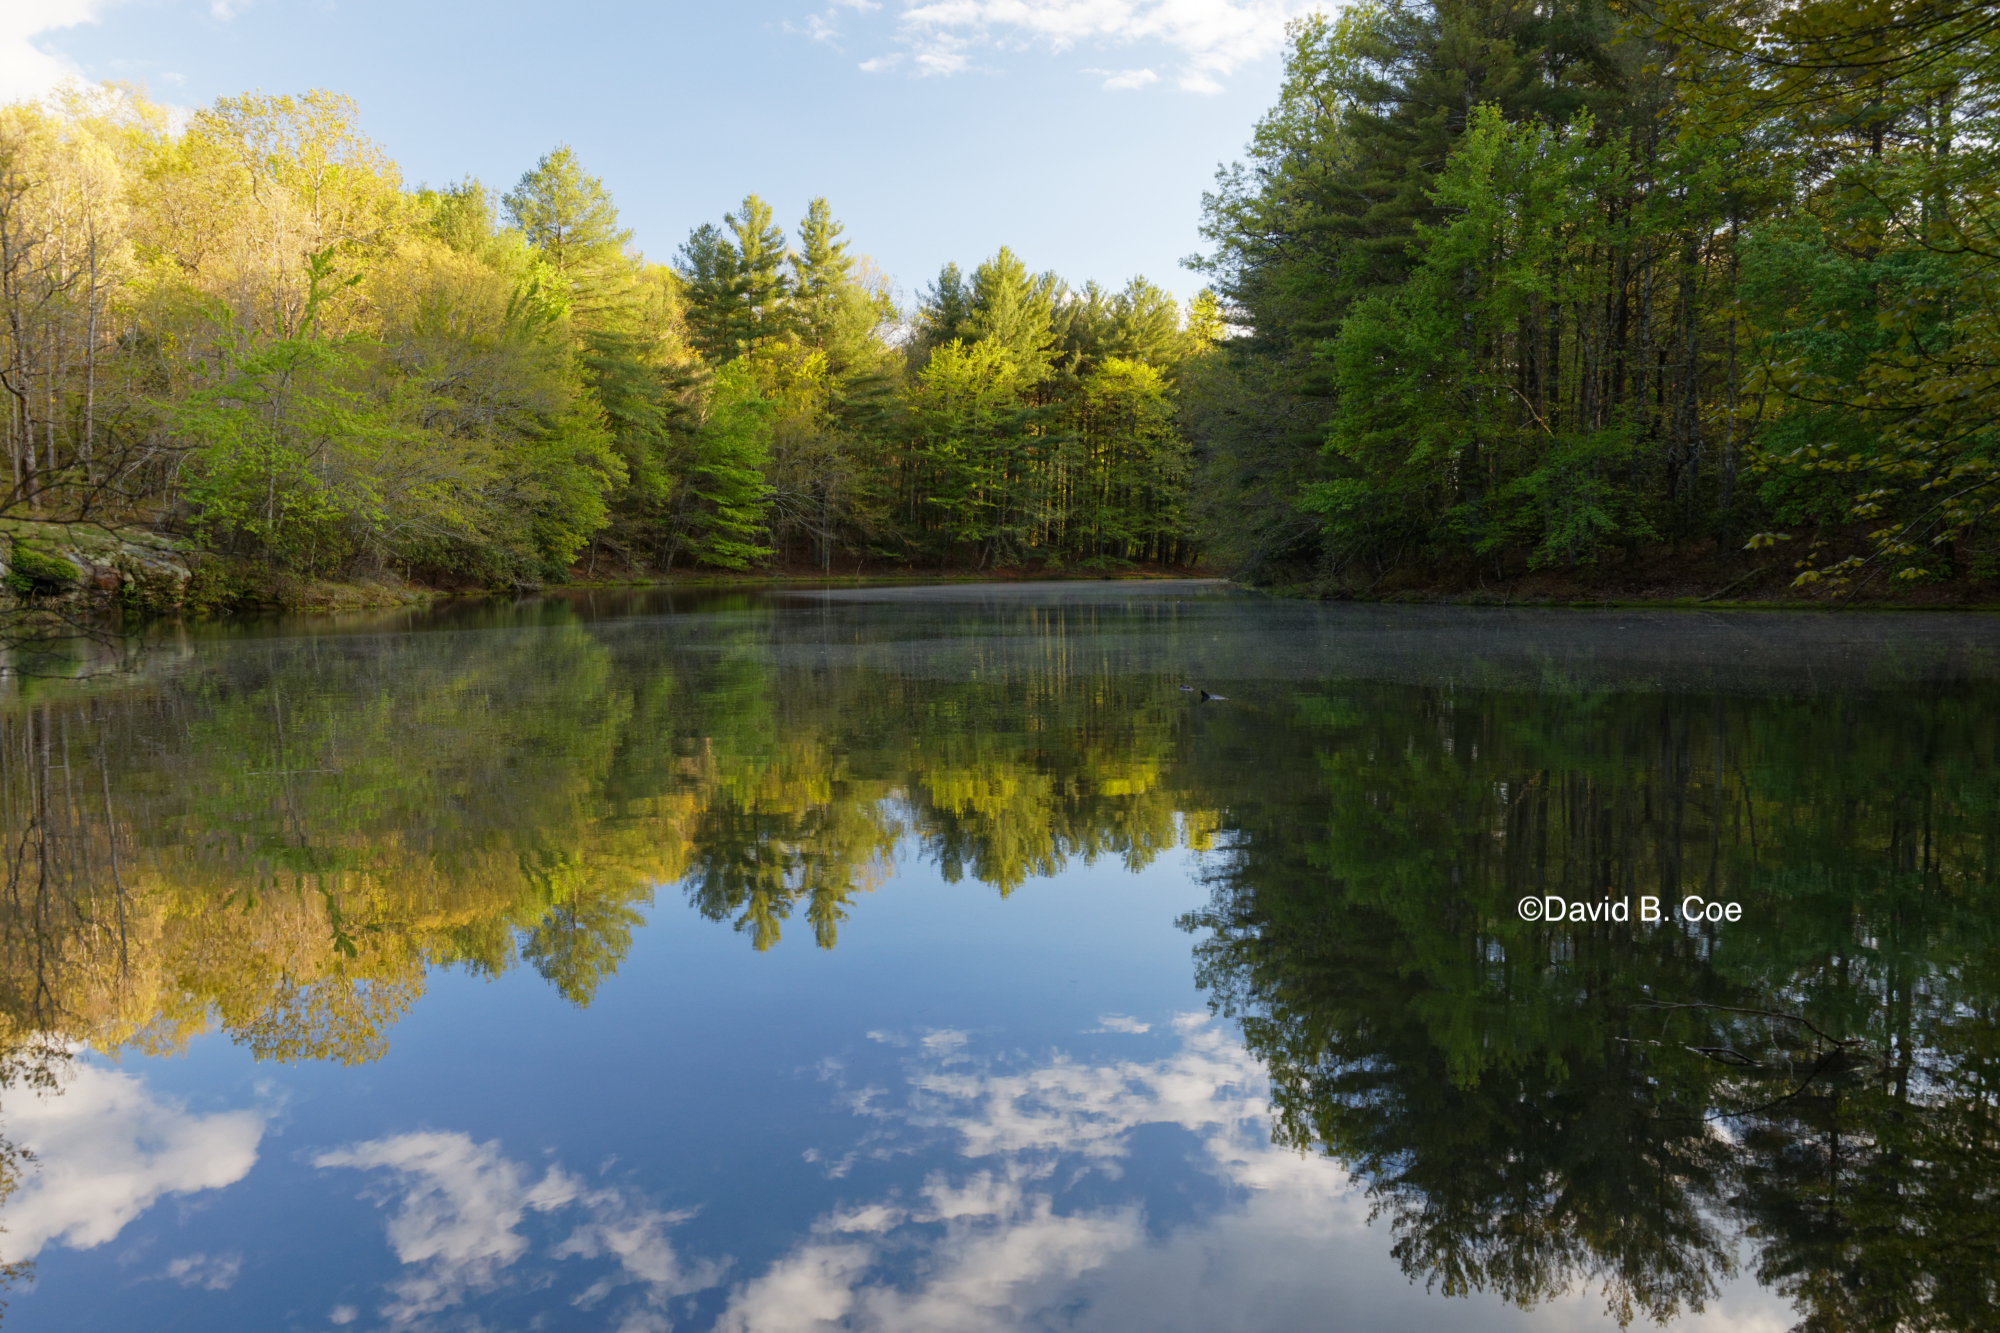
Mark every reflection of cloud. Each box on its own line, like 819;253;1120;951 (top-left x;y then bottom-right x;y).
915;1012;1263;1161
317;1132;726;1330
715;1013;1290;1330
163;1249;244;1289
716;1015;1796;1332
6;1062;265;1259
314;1133;579;1325
1089;1013;1150;1032
722;1169;1143;1333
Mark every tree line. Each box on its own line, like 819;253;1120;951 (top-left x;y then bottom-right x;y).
3;0;1994;603
0;87;1214;602
1187;0;2000;597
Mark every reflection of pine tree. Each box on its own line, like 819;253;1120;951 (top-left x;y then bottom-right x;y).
1182;681;2000;1329
1734;1049;2000;1332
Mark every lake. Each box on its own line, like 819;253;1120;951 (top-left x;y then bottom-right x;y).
3;581;1996;1332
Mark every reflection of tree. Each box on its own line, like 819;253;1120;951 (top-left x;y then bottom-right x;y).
0;621;672;1063
0;596;1995;1328
659;617;1204;941
1734;1053;2000;1333
1188;821;1740;1324
518;848;650;1004
0;1092;34;1318
1183;684;2000;1331
0;598;1221;1071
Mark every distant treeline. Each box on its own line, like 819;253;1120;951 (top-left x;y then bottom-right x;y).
2;0;1994;600
0;88;1213;595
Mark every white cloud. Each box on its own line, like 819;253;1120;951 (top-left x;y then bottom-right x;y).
839;0;1312;92
910;1011;1265;1161
1084;66;1160;90
5;1061;266;1260
791;0;886;45
711;1013;1304;1331
1090;1013;1152;1031
552;1194;727;1311
814;1203;905;1234
0;0;116;100
316;1131;726;1330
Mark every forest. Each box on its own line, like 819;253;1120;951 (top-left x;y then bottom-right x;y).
1191;0;2000;597
0;86;1208;605
0;0;1995;604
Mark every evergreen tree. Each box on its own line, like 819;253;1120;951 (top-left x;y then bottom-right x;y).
677;194;794;362
792;197;894;376
663;362;774;569
914;262;974;353
502;145;636;308
793;197;853;348
964;247;1061;382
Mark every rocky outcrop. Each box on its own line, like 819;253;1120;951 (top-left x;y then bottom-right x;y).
0;523;193;614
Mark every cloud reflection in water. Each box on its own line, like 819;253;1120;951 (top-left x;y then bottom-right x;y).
6;1061;265;1261
315;1132;725;1331
321;1017;1792;1332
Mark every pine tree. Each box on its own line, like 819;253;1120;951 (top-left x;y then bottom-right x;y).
678;194;795;361
502;145;636;313
726;194;792;346
791;198;893;376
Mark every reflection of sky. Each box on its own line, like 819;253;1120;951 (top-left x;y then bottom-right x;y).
6;1061;264;1260
15;843;1792;1331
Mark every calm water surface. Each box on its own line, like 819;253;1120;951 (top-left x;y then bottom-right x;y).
3;582;1996;1331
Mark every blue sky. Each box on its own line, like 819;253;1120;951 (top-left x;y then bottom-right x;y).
6;0;1324;306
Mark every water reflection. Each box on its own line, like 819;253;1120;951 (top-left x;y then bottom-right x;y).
1184;682;2000;1330
0;587;1996;1330
315;1131;724;1330
315;1017;1787;1333
1;1062;265;1263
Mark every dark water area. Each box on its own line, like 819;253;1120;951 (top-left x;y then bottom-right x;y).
2;582;1995;1332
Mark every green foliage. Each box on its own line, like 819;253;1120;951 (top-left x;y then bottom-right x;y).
1184;0;2000;595
662;362;773;570
503;145;635;292
11;588;2000;1329
904;338;1033;562
677;194;794;362
4;81;1214;593
1183;673;2000;1328
1310;107;1653;567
